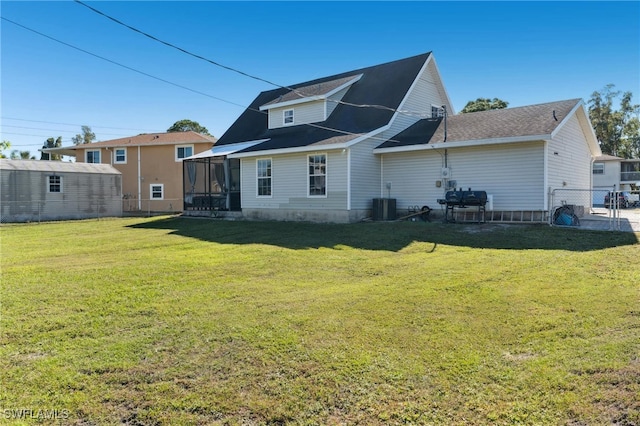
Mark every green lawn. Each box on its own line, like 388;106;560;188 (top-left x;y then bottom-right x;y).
1;217;638;425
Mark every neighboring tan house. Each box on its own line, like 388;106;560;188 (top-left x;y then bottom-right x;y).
45;131;216;212
0;159;122;222
184;52;601;223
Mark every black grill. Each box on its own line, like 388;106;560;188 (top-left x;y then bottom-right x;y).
438;189;488;222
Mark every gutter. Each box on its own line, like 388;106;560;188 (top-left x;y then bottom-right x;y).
373;134;552;154
229;126;389;159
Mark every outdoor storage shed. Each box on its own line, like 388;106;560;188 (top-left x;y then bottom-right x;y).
1;159;122;223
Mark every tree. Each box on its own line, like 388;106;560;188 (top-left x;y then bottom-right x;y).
41;137;63;161
167;119;210;135
588;84;640;158
10;150;35;160
1;140;11;158
72;125;96;145
460;98;509;113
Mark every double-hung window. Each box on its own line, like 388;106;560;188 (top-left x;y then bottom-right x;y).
257;158;272;197
48;175;62;193
431;105;445;118
86;150;100;163
283;109;294;125
592;163;604;175
176;145;194;161
308;154;326;197
115;148;127;164
150;184;164;200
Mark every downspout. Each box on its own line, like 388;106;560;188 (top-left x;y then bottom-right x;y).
543;140;549;212
346;148;351;210
589;156;595;213
137;145;142;210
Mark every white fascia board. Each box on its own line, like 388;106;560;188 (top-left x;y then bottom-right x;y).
258;74;363;111
259;95;324;111
322;74;363;98
428;56;456;115
386;57;431;125
550;101;601;157
40;146;79;157
373;134;551;154
185;139;269;159
229;126;388;159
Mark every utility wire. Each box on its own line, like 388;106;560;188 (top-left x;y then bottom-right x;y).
2;117;163;133
4;17;402;144
2;124;141;138
1;17;247;110
73;0;434;118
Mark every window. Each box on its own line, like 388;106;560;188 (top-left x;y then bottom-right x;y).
283;109;294;125
86;150;100;163
257;158;272;197
150;184;164;200
48;175;62;193
431;105;445;118
308;154;326;197
593;163;604;174
176;145;194;161
114;148;127;164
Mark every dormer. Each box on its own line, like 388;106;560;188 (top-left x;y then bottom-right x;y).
260;74;362;129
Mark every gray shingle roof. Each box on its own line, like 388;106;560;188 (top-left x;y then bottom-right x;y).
216;52;432;153
378;99;582;149
260;75;362;108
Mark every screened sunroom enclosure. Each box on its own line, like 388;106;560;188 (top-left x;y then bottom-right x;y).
183;156;241;212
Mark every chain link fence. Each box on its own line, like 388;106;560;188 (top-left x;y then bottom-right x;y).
549;188;638;231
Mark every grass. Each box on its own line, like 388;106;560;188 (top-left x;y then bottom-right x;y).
1;216;639;425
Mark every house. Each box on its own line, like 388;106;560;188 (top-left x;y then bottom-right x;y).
592;154;640;206
184;52;601;223
0;159;122;222
45;131;216;213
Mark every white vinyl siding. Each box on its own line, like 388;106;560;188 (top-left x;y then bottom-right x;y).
240;151;348;210
268;100;325;129
349;137;383;209
378;59;447;143
381;141;546;211
547;114;593;192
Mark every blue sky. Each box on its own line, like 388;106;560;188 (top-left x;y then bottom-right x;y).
2;1;639;157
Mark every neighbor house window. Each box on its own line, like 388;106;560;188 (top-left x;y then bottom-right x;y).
176;145;194;161
86;150;100;163
593;163;604;174
150;184;164;200
257;158;272;197
114;148;127;164
431;105;445;118
48;175;62;193
283;109;294;125
308;154;326;197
